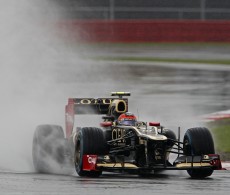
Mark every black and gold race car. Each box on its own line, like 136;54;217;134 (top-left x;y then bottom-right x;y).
32;92;223;178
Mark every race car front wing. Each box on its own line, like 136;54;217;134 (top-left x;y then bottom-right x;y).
82;154;223;173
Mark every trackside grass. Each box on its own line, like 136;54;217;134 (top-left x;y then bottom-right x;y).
95;56;230;65
208;119;230;160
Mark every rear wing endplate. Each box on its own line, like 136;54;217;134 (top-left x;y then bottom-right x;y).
65;98;128;138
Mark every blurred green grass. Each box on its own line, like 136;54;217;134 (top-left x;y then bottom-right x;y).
96;56;230;65
208;119;230;153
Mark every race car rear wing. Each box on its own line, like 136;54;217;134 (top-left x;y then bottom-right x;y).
65;97;128;138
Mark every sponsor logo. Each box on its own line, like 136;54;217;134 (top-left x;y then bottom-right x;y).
74;98;113;105
87;155;97;164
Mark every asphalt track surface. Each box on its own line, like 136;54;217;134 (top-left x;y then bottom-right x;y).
0;169;230;195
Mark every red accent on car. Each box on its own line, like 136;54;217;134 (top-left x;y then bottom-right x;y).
65;98;75;139
100;122;112;127
208;154;224;170
83;155;98;171
149;122;160;126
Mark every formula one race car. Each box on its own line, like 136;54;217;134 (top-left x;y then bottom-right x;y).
32;92;223;178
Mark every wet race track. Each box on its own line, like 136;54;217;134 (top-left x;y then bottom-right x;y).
1;56;230;194
1;170;230;195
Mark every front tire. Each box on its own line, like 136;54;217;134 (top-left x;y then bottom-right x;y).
183;127;215;178
74;127;107;177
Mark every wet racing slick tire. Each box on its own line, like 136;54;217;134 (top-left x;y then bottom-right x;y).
32;125;66;174
183;127;215;178
75;127;107;177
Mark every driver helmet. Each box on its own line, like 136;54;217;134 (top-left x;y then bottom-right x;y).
118;112;137;126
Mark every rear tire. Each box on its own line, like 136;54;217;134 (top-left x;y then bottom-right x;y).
32;125;66;174
75;127;107;177
183;127;215;178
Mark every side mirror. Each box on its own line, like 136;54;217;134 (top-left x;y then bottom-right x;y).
100;122;113;127
149;122;160;127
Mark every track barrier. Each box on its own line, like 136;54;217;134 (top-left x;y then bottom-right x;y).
60;20;230;43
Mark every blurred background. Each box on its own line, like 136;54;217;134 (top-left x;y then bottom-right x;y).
0;0;229;172
55;0;230;42
54;0;230;20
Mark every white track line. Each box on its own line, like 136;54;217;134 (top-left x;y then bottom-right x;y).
222;162;230;170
